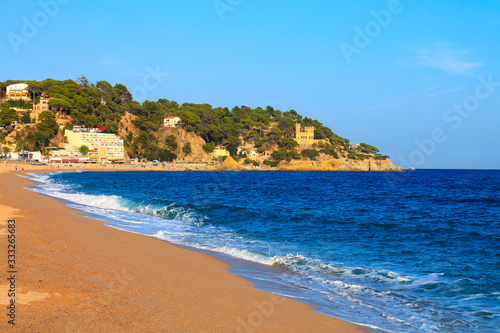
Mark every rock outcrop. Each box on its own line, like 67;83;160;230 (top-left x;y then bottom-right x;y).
278;158;403;171
118;112;212;163
218;156;244;171
158;127;212;163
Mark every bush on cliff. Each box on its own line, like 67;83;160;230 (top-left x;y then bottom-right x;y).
165;135;178;151
264;159;280;168
301;149;320;160
202;142;215;153
320;143;339;159
278;137;299;150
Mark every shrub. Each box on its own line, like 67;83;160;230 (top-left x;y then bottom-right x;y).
158;149;177;162
226;144;237;157
202;142;215;153
374;154;390;160
301;149;320;160
271;148;288;161
263;159;279;167
347;151;358;160
278;137;298;150
165;135;178;151
289;149;301;160
320;147;339;159
243;158;252;165
20;112;31;124
182;142;192;155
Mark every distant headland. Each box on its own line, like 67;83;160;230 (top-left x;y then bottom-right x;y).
0;78;402;171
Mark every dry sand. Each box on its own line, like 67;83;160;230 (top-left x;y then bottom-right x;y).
0;162;367;332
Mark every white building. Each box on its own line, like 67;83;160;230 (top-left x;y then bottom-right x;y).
349;143;360;150
164;116;181;127
237;147;258;156
17;151;42;161
65;127;125;162
6;83;30;101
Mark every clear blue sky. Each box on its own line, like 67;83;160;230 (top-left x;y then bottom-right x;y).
1;0;499;169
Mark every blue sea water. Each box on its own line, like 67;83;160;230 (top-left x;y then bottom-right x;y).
26;170;500;332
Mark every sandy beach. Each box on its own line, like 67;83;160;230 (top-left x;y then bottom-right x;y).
0;162;367;332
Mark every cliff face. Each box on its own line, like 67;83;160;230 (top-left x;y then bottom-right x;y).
157;127;212;163
118;112;212;162
278;158;403;171
119;112;139;138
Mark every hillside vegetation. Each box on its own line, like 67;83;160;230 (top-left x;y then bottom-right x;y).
0;78;390;165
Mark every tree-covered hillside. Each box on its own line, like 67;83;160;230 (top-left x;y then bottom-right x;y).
0;77;388;162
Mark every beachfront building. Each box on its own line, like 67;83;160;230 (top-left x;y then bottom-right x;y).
49;147;79;158
18;151;42;161
32;97;72;126
211;146;230;159
164;116;181;127
6;83;31;101
65;126;125;162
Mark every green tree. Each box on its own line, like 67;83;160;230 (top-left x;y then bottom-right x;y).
20;112;31;124
165;135;178;151
158;149;177;162
48;98;73;110
35;111;59;150
278;137;299;150
202;142;215;153
359;143;379;154
76;74;92;88
182;142;192;155
226;144;238;157
263;159;280;167
95;104;112;121
0;107;19;127
301;149;320;160
79;145;89;155
271;148;288;161
314;128;326;140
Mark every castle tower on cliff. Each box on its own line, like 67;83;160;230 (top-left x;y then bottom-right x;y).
295;123;315;145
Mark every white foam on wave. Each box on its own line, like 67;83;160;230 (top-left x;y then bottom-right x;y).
33;186;127;211
26;173;207;227
213;246;274;265
154;231;275;265
134;204;205;226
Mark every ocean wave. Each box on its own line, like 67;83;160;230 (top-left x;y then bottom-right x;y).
27;173;207;227
24;171;498;333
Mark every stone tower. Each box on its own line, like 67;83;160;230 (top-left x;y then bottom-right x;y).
295;123;315;145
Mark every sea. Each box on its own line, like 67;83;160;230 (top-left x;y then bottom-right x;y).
26;170;499;332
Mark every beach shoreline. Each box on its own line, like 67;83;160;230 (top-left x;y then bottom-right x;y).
0;163;368;332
